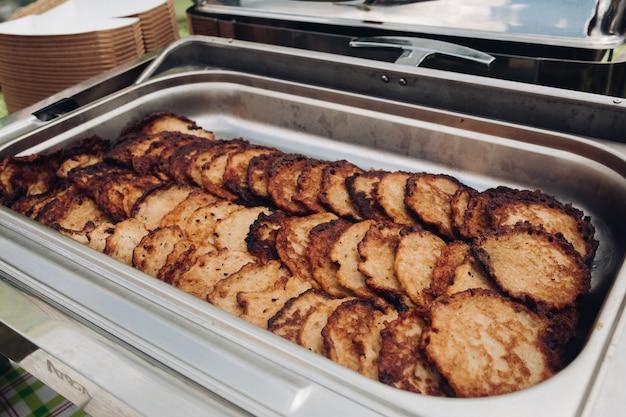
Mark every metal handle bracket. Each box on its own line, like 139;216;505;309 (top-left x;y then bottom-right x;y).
350;36;496;67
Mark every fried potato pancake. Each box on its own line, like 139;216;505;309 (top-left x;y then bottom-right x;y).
223;145;280;205
322;299;398;380
298;298;350;355
378;309;450;396
329;219;378;299
209;260;291;316
455;187;516;240
405;173;468;239
487;187;597;262
319;160;364;220
0;149;63;206
119;111;215;140
167;140;215;184
473;223;590;310
358;221;414;311
308;218;355;297
184;200;244;245
104;218;149;265
157;239;215;285
175;248;255;300
346;170;391;221
375;171;419;226
268;289;334;343
86;222;116;253
424;289;557;397
394;227;447;307
245;211;288;262
159;190;219;229
186;139;232;187
247;153;281;200
131;183;196;230
68;162;162;221
153;135;209;181
294;159;328;213
56;136;109;179
429;241;496;299
238;273;313;329
24;182;111;232
133;225;185;277
214;206;271;252
201;138;250;200
267;153;311;215
275;212;338;284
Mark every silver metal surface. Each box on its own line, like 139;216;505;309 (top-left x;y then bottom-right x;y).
349;36;496;67
195;0;624;49
0;36;624;417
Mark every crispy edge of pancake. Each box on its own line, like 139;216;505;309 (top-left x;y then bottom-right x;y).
423;288;559;397
405;172;469;239
472;223;591;310
378;308;451;396
394;226;447;308
308;218;355;298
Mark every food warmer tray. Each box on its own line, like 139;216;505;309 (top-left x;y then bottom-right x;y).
0;36;625;417
188;0;626;97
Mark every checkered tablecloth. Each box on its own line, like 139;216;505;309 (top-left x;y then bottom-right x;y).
0;361;88;417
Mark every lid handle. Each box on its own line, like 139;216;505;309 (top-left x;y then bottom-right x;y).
350;36;495;67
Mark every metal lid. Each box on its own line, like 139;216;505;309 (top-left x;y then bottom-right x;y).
197;0;626;49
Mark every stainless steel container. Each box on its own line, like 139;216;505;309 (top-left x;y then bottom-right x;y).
188;0;626;96
0;36;625;417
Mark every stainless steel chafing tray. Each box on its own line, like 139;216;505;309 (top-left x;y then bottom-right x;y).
188;0;626;97
0;36;625;417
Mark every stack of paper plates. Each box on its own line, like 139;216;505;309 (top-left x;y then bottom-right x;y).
0;0;179;113
46;0;180;53
0;15;144;113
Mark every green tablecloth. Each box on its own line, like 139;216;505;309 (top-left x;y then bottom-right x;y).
0;361;88;417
